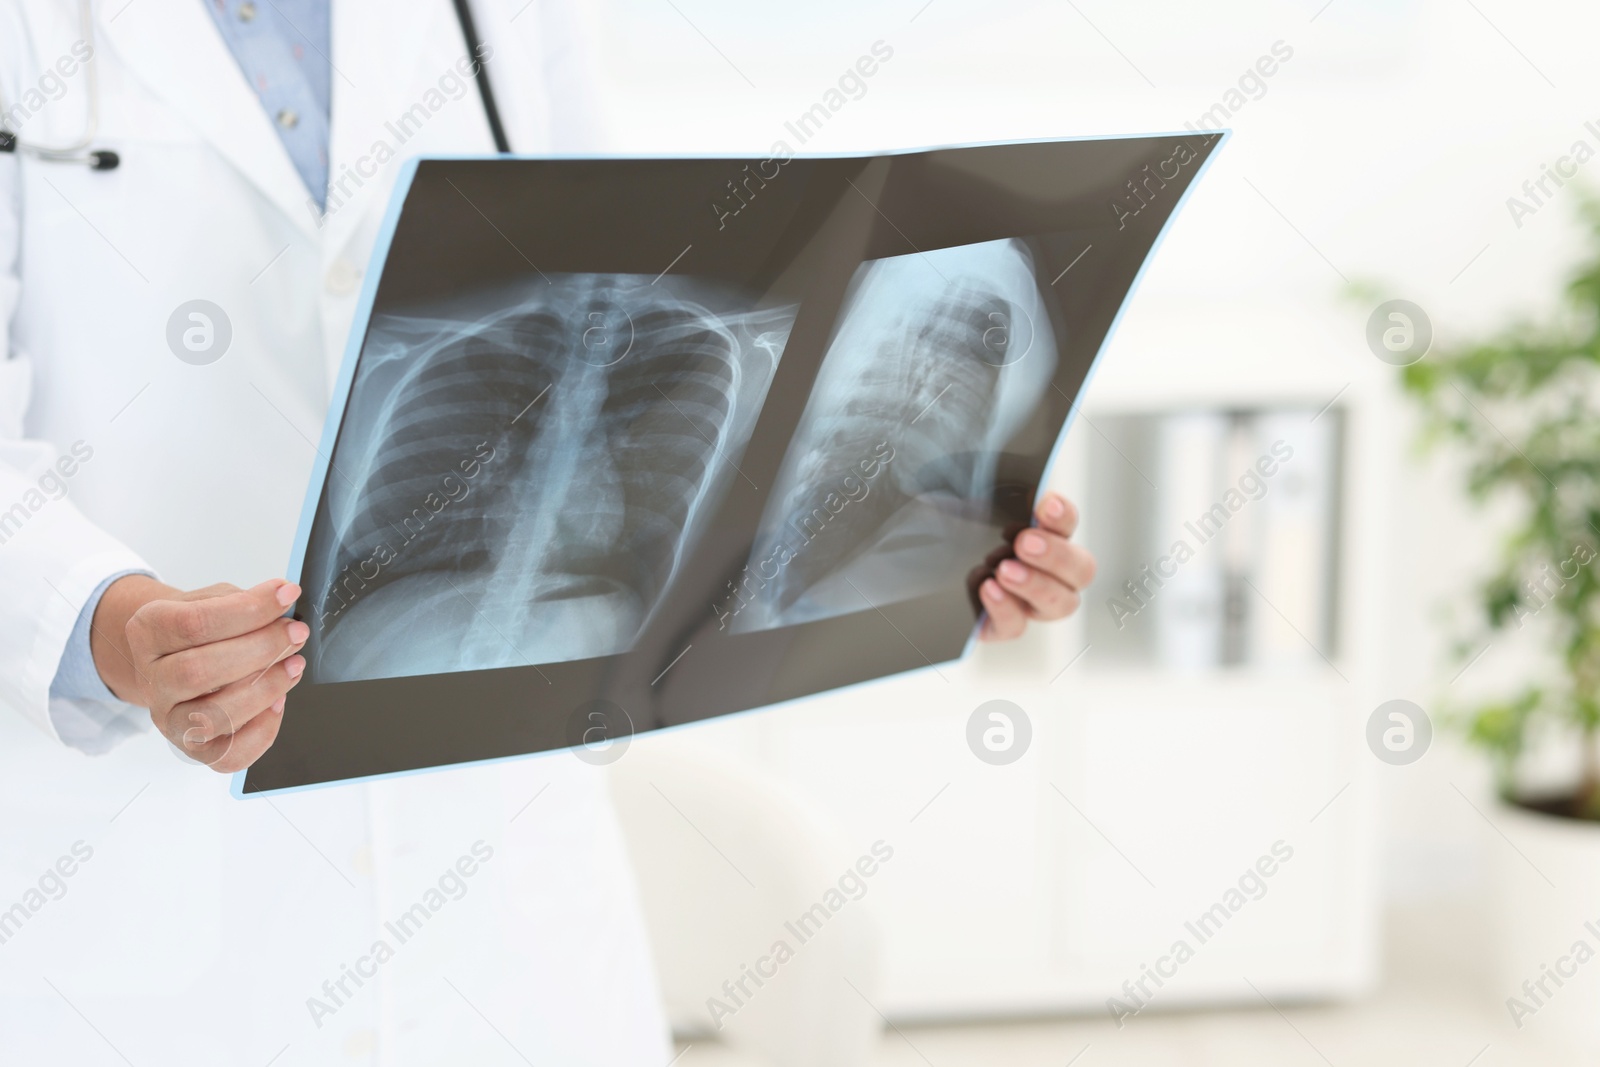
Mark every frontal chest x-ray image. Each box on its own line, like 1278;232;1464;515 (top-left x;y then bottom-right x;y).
301;275;797;683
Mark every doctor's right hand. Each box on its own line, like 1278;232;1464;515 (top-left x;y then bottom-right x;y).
91;577;309;772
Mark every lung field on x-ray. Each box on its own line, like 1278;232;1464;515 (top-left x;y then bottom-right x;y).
726;238;1059;634
304;275;796;683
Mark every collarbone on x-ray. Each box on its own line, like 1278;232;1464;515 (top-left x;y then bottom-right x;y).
303;274;796;683
727;237;1059;633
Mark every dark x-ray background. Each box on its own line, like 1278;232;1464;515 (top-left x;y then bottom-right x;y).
243;136;1219;793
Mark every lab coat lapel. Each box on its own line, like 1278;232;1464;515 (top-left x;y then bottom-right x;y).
95;0;321;240
315;0;502;394
322;0;494;257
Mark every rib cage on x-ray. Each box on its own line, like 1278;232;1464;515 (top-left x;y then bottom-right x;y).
304;275;796;683
730;238;1059;633
328;309;560;607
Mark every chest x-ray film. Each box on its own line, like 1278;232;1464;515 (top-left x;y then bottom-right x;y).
237;134;1222;796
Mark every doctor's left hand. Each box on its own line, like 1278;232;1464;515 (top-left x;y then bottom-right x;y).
91;577;309;772
973;492;1096;642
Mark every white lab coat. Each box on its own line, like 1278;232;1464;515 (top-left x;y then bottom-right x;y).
0;1;670;1063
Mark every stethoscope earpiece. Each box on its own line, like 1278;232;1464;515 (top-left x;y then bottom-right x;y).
89;150;119;171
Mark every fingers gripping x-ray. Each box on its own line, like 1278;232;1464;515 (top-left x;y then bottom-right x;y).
729;238;1059;632
303;275;796;683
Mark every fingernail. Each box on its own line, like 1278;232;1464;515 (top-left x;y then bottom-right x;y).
276;582;301;607
272;696;286;715
981;579;1002;601
999;560;1028;583
286;656;305;679
1018;531;1046;557
288;620;310;644
1043;496;1065;520
183;723;207;746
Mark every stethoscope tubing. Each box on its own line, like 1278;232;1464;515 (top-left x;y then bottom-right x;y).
0;0;104;163
1;0;501;171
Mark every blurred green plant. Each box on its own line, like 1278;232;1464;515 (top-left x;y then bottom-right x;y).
1401;198;1600;822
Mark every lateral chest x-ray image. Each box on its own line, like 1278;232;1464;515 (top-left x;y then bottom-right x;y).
731;237;1057;633
241;136;1219;793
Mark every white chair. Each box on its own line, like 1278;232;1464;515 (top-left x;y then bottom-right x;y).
609;738;883;1067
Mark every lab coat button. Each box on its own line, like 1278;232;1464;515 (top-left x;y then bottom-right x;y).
326;259;362;297
276;108;300;130
239;1;257;21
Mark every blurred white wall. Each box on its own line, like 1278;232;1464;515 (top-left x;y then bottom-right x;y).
589;0;1599;964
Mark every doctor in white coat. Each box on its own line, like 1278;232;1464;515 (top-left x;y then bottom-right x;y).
0;0;1096;1063
0;1;680;1063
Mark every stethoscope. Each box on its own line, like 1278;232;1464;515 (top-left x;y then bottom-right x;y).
0;0;511;172
0;0;120;170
